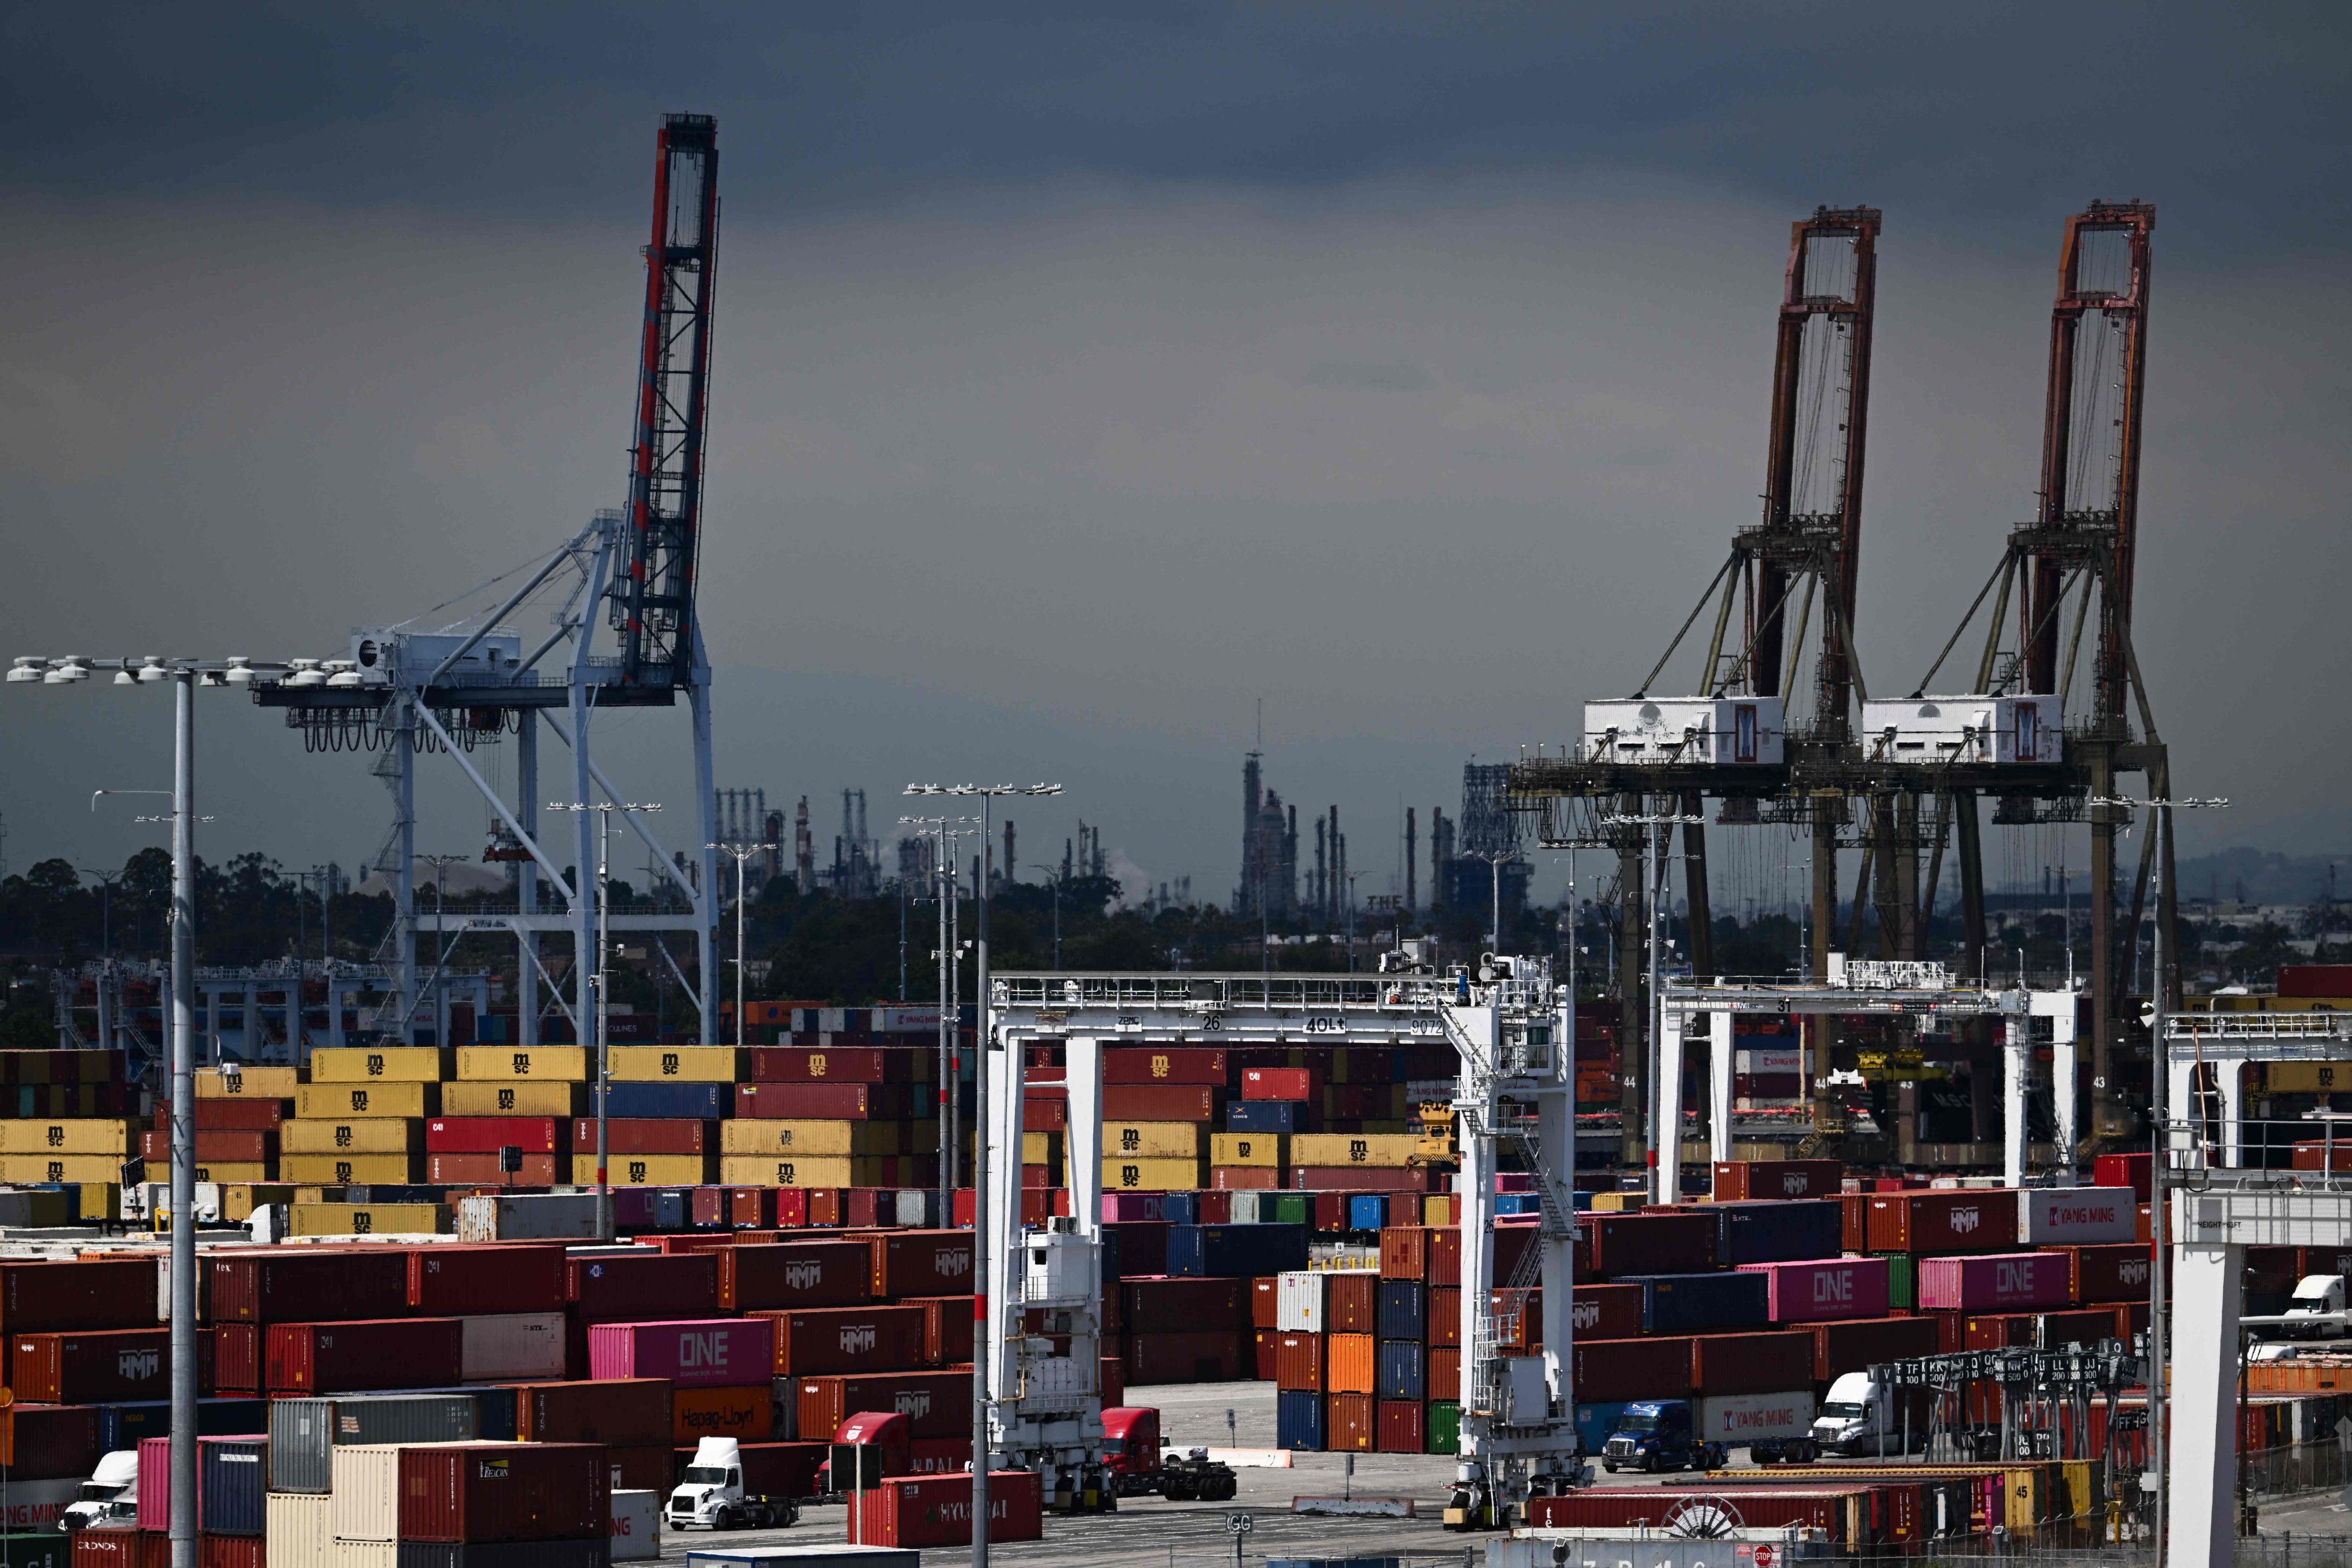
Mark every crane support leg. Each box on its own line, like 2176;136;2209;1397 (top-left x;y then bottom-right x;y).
2169;1237;2243;1565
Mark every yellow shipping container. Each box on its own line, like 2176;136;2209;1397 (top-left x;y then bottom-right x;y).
568;1153;715;1185
0;1119;132;1154
1105;1122;1207;1159
1422;1194;1455;1226
221;1184;296;1222
280;1153;418;1185
716;1154;906;1188
0;1154;122;1184
1588;1191;1644;1211
1021;1132;1063;1167
608;1046;741;1082
1103;1157;1207;1192
280;1119;422;1154
1210;1133;1287;1168
440;1080;585;1117
2267;1062;2352;1094
288;1202;449;1236
307;1046;450;1083
294;1082;435;1119
717;1120;931;1156
1289;1133;1419;1169
454;1046;589;1082
72;1183;119;1222
197;1065;301;1099
188;1162;270;1184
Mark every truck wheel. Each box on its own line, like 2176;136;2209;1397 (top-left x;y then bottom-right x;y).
1602;1462;1617;1474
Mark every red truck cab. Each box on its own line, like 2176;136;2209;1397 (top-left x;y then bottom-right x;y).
1101;1407;1161;1486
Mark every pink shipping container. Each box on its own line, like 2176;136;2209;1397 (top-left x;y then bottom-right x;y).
1737;1257;1891;1323
1100;1193;1167;1223
1917;1251;2073;1312
587;1317;775;1389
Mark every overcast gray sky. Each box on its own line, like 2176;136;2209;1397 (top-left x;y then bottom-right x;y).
3;3;2347;909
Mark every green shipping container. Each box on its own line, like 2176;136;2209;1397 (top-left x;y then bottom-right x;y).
0;1534;71;1568
1270;1194;1311;1226
1426;1400;1461;1455
1876;1251;1914;1311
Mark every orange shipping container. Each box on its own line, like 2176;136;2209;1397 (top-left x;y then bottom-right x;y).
673;1384;773;1443
1272;1333;1325;1392
1326;1333;1377;1396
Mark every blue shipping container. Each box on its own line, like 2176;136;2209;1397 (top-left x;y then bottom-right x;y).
1376;1280;1426;1341
1167;1223;1309;1278
1161;1192;1200;1226
1227;1101;1301;1133
1713;1199;1844;1265
199;1436;268;1535
1376;1339;1426;1401
1572;1400;1633;1450
1622;1270;1770;1333
1102;1221;1169;1278
1346;1195;1385;1232
1494;1194;1539;1216
613;1187;689;1231
98;1398;269;1455
607;1082;729;1118
1275;1389;1326;1451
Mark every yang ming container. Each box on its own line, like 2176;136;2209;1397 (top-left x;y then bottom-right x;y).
1917;1251;2072;1312
1737;1257;1892;1323
396;1443;611;1543
587;1318;774;1389
268;1393;480;1493
2017;1187;2137;1246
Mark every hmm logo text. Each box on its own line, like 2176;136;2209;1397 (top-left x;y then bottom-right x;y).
784;1261;827;1291
117;1348;161;1381
838;1324;879;1355
1948;1207;1981;1234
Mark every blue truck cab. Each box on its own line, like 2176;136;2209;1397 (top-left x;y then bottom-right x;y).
1599;1400;1728;1474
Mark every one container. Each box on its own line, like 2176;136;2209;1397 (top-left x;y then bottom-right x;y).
458;1312;566;1381
397;1442;611;1543
587;1319;774;1389
1917;1252;2073;1312
1712;1200;1845;1265
267;1393;480;1494
2017;1187;2137;1246
1737;1256;1893;1323
516;1380;672;1445
266;1318;464;1395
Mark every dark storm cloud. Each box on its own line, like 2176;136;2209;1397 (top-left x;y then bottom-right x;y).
6;4;2349;258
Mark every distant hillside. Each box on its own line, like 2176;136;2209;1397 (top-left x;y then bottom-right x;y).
2175;847;2352;907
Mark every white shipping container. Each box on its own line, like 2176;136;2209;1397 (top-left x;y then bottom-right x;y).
1697;1390;1813;1444
875;1006;941;1033
0;1476;82;1531
1735;1048;1803;1075
611;1489;661;1560
331;1442;480;1542
460;1311;567;1380
456;1191;603;1242
266;1490;334;1568
1275;1269;1325;1333
331;1542;396;1568
2018;1186;2137;1245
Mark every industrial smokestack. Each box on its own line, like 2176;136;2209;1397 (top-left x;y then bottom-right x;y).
1405;807;1418;915
1003;820;1016;888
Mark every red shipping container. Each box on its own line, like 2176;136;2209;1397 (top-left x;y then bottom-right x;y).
568;1250;719;1321
734;1082;906;1119
1810;1315;1940;1382
1101;1355;1126;1408
1570;1337;1691;1403
1022;1096;1069;1131
1;1258;157;1334
1429;1346;1461;1400
1838;1194;1871;1252
1250;1277;1281;1329
1711;1160;1842;1200
2092;1150;2153;1200
744;1047;901;1083
2069;1243;2153;1303
569;1117;710;1154
1212;1167;1280;1189
1103;1048;1229;1084
1123;1330;1243;1382
843;1189;885;1227
212;1324;258;1395
9;1327;199;1403
1123;1277;1245;1334
1272;1333;1326;1392
1917;1252;2071;1312
1376;1400;1424;1453
1429;1287;1461;1347
1738;1257;1891;1323
265;1317;463;1393
1327;1391;1376;1451
425;1152;560;1185
1327;1273;1377;1334
1690;1331;1814;1395
756;1304;929;1376
184;1099;285;1130
198;1538;262;1568
1102;1084;1219;1122
408;1244;567;1315
687;1180;734;1223
2278;964;2352;997
856;1470;1042;1547
1865;1189;2021;1254
1574;1283;1646;1342
1584;1212;1714;1277
517;1379;673;1444
796;1369;971;1438
720;1240;875;1311
1242;1067;1319;1101
1;1400;100;1476
728;1188;776;1229
588;1318;774;1388
65;1531;167;1568
898;1296;976;1365
397;1442;611;1543
208;1251;407;1325
426;1117;564;1153
871;1231;976;1298
1292;1168;1428;1192
141;1130;270;1164
1381;1227;1433;1283
1963;1312;2036;1349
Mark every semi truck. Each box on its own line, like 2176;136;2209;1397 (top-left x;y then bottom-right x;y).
1100;1408;1239;1501
60;1452;141;1533
1598;1402;1728;1473
666;1437;801;1531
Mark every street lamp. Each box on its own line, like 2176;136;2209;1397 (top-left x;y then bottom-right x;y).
549;800;661;1242
905;782;1061;1568
1604;810;1704;1206
16;653;285;1568
2091;790;2227;1549
708;841;763;1049
901;815;978;1216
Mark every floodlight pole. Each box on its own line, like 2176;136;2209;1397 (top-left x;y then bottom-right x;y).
551;800;661;1240
709;841;761;1048
1604;811;1703;1206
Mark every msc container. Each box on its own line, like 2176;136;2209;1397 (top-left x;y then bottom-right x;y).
1623;1271;1769;1333
397;1442;612;1543
1168;1223;1308;1278
1713;1199;1844;1265
1583;1212;1713;1276
1569;1336;1692;1403
408;1245;569;1315
267;1393;480;1493
568;1252;720;1322
1688;1330;1816;1396
1737;1256;1893;1323
7;1326;180;1403
1917;1252;2072;1312
1275;1388;1324;1449
1376;1340;1425;1401
854;1470;1042;1548
1100;1085;1218;1122
588;1319;774;1389
2068;1243;2153;1303
267;1318;464;1395
208;1251;409;1323
459;1312;567;1381
0;1258;156;1338
1104;1048;1229;1084
2018;1187;2137;1246
1376;1280;1426;1341
759;1305;928;1377
516;1380;672;1445
1865;1189;2021;1254
266;1491;333;1567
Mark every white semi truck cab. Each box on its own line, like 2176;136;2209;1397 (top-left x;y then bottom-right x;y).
666;1437;799;1532
61;1451;141;1532
1809;1372;1924;1458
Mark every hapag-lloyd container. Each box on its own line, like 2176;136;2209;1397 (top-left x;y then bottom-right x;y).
1916;1251;2073;1312
396;1442;611;1543
267;1395;480;1493
2017;1187;2137;1245
457;1312;566;1381
587;1318;773;1389
718;1239;874;1311
1696;1389;1813;1444
1738;1256;1893;1323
